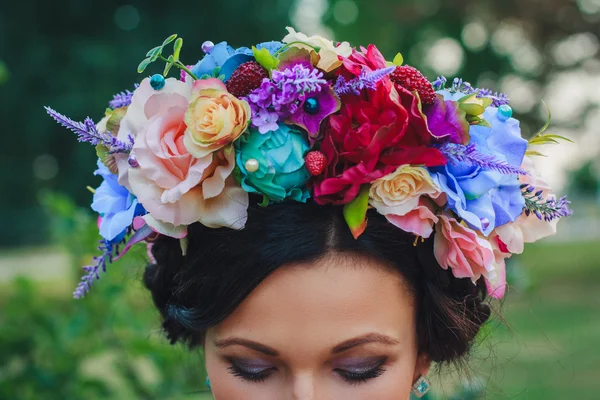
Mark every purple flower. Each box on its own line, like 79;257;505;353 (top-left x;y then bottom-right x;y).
423;96;470;144
430;106;528;235
246;63;339;135
253;107;280;134
91;160;145;244
287;86;341;138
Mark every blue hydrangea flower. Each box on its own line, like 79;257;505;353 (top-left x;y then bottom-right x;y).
191;41;283;82
236;124;310;202
430;106;528;235
91;160;146;244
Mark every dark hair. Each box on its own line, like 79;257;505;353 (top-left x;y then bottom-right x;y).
143;200;491;364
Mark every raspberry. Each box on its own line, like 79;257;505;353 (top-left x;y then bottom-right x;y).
226;61;269;98
390;65;437;105
304;151;327;176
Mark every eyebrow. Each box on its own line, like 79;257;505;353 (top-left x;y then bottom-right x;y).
214;338;279;357
331;333;400;354
215;333;399;357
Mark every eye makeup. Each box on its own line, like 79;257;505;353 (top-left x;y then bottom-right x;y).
226;357;277;383
332;356;388;385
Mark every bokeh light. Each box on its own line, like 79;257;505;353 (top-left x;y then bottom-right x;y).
114;5;140;31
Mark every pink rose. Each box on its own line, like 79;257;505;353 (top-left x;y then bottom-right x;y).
126;78;248;233
484;234;511;299
434;214;496;282
370;165;446;238
385;198;440;238
115;77;193;190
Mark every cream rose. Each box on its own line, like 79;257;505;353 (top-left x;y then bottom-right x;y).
370;165;441;216
282;27;352;72
183;78;251;158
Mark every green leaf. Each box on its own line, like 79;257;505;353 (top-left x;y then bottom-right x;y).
163;55;175;76
146;46;162;58
137;58;152;73
525;150;548;157
457;92;478;103
173;38;183;62
253;46;280;70
460;103;486;116
162;34;178;47
343;185;370;239
211;66;222;78
392;52;404;66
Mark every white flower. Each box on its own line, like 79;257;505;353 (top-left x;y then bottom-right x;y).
283;27;352;72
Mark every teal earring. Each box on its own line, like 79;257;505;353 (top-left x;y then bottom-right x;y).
411;375;431;398
205;376;212;392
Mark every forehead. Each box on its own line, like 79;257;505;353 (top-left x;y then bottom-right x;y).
211;254;418;353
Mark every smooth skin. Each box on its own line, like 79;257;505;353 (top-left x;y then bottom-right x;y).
205;253;431;400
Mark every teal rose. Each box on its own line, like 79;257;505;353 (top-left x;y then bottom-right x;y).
236;124;311;202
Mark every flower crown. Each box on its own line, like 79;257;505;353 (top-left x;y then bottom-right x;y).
46;28;572;299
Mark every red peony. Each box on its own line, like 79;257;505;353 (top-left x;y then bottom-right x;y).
313;84;447;205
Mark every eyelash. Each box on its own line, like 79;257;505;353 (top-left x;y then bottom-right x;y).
227;364;276;383
334;361;387;385
227;359;387;385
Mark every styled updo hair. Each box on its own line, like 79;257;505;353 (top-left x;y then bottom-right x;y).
143;200;491;365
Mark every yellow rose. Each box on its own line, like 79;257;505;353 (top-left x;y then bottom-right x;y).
370;165;441;216
282;27;352;72
184;78;251;158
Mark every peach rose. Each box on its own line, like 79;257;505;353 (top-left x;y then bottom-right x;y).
184;78;251;158
126;80;248;232
434;213;496;282
370;165;445;238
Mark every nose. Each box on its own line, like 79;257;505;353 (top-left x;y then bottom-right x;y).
291;372;317;400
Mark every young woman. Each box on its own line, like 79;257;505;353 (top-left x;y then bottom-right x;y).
47;28;571;399
144;202;490;399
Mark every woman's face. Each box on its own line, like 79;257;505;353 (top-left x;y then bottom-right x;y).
204;254;430;400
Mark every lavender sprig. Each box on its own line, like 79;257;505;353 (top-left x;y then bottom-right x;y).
440;143;527;175
445;78;510;107
432;76;447;90
73;240;116;299
272;65;327;94
521;184;573;221
45;106;133;154
109;89;134;109
108;84;139;109
333;66;396;96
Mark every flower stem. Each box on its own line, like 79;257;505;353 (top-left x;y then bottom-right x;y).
158;55;198;80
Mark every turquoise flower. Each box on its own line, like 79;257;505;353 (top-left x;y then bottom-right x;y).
236;124;311;202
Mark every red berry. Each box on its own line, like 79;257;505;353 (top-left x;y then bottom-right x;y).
226;61;269;98
304;151;327;176
390;65;437;105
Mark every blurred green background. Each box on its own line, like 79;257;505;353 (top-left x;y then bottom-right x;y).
1;0;599;398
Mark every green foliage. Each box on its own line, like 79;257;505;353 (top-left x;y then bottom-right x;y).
526;102;573;157
0;192;211;399
138;34;198;79
252;46;280;70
